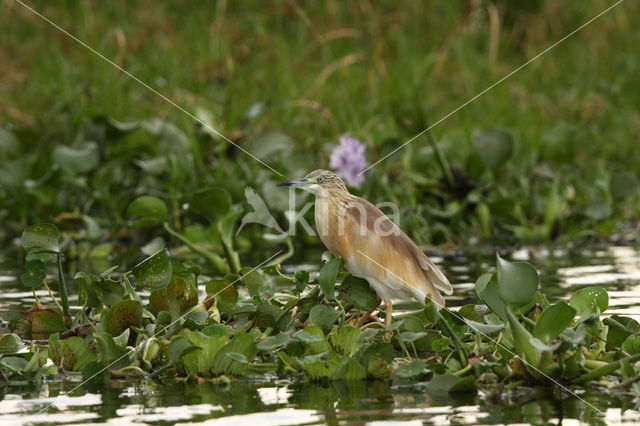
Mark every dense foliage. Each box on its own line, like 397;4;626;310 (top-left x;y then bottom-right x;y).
3;219;640;404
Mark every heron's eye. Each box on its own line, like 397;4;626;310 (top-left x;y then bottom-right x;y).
317;177;324;183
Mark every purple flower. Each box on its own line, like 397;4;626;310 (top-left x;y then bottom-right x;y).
330;134;367;188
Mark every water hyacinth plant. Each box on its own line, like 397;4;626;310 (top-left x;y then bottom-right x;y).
329;135;367;188
4;217;640;402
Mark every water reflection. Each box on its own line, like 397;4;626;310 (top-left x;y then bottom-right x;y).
2;377;640;425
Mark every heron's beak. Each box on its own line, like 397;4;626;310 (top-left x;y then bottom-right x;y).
277;178;311;187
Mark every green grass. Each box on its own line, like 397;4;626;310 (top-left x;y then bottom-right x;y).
1;0;639;246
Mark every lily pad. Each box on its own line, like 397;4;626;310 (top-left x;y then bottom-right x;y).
132;249;172;291
256;332;292;351
0;334;22;354
390;360;426;380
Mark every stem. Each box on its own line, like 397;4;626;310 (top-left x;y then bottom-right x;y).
425;125;455;189
41;279;63;313
123;272;141;303
56;253;70;317
163;223;229;273
219;229;241;274
32;289;41;307
453;363;472;377
575;354;640;384
265;238;295;267
438;312;468;366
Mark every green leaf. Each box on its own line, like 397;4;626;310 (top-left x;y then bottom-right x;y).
295;270;310;293
94;332;126;364
127;196;168;229
496;254;539;305
332;357;366;380
475;273;507;321
390;360;426;380
206;278;238;313
252;130;294;159
22;223;60;253
425;374;477;395
20;260;46;289
309;305;340;330
149;264;198;315
51;142;99;173
472;127;514;168
132;249;172;291
319;258;342;301
213;331;257;375
0;334;22;354
532;301;576;344
256;333;292;351
622;336;640;355
101;300;143;336
191;187;232;222
58;336;97;371
337;275;379;311
569;287;608;321
462;318;505;335
25;307;66;337
182;330;228;377
505;305;541;367
328;326;361;357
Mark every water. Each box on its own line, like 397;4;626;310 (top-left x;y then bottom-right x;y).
1;245;640;425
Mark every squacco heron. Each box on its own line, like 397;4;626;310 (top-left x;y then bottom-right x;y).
278;169;453;326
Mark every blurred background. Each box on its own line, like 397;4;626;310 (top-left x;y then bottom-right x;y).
1;0;638;260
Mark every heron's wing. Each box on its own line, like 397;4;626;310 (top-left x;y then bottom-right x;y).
344;197;452;306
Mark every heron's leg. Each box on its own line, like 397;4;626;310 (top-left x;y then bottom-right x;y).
356;297;382;327
385;299;393;328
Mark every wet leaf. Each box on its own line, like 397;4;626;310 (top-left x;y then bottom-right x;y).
206;278;238;313
309;305;340;329
390;360;426;380
0;334;22;354
101;300;143;336
338;275;379;311
20;260;46;289
256;333;292;351
328;326;361;357
127;196;168;229
496;255;539;305
532;301;576;344
58;336;97;371
132;249;172;291
569;287;608;321
25;307;66;337
22;223;59;253
150;265;197;315
333;357;366;380
475;273;507;321
295;270;310;293
213;332;257;375
319;258;342;301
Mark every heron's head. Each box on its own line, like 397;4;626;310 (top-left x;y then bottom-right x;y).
277;169;349;198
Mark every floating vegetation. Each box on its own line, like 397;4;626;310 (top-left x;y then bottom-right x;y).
3;218;640;399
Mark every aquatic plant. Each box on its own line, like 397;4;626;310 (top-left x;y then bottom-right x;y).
3;219;640;397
